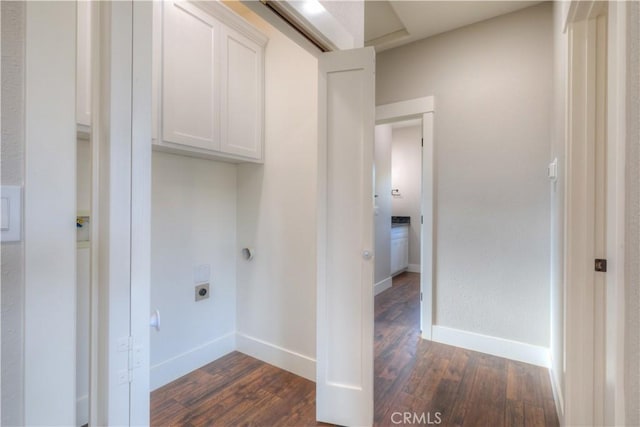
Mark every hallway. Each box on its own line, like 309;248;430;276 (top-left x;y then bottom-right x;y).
150;272;559;426
374;272;559;426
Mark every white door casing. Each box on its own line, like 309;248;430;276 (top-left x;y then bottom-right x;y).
375;97;435;340
93;2;152;425
564;2;608;425
316;47;375;427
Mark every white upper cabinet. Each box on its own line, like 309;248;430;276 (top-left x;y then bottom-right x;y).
154;1;267;163
220;26;263;160
76;0;92;129
162;2;220;151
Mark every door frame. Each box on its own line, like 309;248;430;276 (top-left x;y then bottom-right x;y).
90;2;152;425
563;1;627;425
376;96;435;340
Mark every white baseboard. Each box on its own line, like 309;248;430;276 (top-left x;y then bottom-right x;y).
150;332;236;390
374;277;392;295
431;325;550;368
236;332;316;382
548;357;565;424
76;395;88;427
407;263;421;273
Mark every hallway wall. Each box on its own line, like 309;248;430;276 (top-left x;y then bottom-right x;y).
1;2;25;425
376;3;553;350
233;2;319;381
374;125;392;289
391;124;422;269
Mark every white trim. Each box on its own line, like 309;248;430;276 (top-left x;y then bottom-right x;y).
150;332;236;390
129;2;153;425
236;332;316;382
374;277;392;295
77;395;89;427
376;97;435;124
564;3;609;424
407;263;420;273
431;325;550;368
605;2;627;425
549;355;565;425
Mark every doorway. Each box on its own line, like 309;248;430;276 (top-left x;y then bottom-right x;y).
374;96;435;339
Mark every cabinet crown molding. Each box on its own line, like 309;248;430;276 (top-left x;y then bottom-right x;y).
191;1;268;46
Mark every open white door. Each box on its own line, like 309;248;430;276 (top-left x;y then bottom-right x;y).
317;47;375;427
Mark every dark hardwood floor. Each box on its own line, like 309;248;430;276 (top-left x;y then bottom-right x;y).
151;272;559;426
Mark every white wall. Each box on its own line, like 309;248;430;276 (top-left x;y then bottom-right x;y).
232;2;319;381
150;152;237;389
391;124;422;268
24;2;77;424
374;125;392;291
1;2;25;425
377;3;553;348
550;0;569;420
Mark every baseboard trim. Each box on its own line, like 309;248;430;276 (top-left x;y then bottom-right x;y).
407;263;421;273
374;277;393;295
236;332;316;382
76;395;88;427
431;325;550;368
549;357;565;424
150;332;236;390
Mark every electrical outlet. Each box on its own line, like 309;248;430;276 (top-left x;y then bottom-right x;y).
195;283;210;301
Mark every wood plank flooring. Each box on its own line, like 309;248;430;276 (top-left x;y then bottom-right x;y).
151;272;559;426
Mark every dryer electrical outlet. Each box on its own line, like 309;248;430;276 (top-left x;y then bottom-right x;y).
195;283;210;301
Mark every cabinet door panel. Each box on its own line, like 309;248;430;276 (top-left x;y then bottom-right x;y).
401;238;409;269
162;2;219;150
220;28;263;160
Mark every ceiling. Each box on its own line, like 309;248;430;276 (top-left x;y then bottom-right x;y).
365;1;543;51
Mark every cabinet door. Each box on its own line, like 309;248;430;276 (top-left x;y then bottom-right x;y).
220;27;263;160
401;237;409;270
390;238;399;274
162;1;220;151
76;0;92;127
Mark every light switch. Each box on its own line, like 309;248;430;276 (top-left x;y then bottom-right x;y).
1;186;21;242
1;198;9;230
547;158;558;182
193;264;211;283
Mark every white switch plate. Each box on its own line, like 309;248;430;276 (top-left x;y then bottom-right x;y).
1;186;22;242
193;264;211;283
547;158;558;182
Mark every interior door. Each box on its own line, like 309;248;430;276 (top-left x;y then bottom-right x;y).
316;47;375;427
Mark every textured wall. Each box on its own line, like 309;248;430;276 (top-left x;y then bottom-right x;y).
374;124;392;285
625;0;640;424
391;125;422;267
234;2;319;371
1;2;25;425
377;3;553;346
